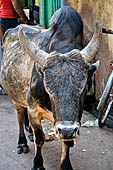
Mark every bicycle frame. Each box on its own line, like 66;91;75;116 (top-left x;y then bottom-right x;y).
97;64;113;111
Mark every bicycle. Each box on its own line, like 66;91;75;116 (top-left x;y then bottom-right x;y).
97;62;113;127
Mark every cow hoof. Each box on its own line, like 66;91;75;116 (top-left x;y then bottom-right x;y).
17;147;23;154
17;144;29;154
23;145;29;153
31;167;45;170
28;133;34;142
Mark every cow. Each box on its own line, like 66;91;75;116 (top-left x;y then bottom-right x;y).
0;6;102;170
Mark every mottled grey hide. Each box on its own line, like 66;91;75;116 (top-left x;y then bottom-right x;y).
1;25;42;105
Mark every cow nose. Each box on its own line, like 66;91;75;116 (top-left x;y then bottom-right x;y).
56;127;80;140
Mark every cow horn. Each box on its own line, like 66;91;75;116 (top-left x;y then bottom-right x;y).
18;27;49;67
80;20;102;63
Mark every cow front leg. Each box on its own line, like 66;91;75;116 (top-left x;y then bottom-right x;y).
15;105;29;154
31;128;45;170
59;141;74;170
29;111;45;170
37;106;55;142
24;108;34;142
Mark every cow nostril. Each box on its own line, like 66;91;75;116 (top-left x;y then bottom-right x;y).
56;129;58;134
74;128;77;133
74;128;80;136
71;128;80;138
58;128;61;133
56;128;61;135
77;129;80;136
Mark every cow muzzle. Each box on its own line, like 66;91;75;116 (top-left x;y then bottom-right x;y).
55;121;80;141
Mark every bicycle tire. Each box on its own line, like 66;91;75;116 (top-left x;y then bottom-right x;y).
98;96;113;127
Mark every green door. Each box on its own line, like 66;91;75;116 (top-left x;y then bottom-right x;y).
28;0;33;9
40;0;60;28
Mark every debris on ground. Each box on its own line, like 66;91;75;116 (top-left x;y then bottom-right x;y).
81;119;98;127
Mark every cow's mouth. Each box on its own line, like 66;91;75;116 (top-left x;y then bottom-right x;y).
54;121;80;140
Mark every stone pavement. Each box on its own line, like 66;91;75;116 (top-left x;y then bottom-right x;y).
0;95;113;170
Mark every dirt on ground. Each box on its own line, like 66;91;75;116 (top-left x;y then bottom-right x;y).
0;95;113;170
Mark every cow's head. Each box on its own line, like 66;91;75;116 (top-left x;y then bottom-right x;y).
18;21;102;141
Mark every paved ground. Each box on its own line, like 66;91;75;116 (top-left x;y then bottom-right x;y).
0;95;113;170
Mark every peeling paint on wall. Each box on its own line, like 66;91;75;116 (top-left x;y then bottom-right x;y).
66;0;113;99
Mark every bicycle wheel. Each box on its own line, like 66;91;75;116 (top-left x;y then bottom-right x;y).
98;96;113;127
97;71;113;127
97;71;113;112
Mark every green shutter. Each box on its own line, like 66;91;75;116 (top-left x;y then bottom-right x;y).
45;0;53;28
40;0;60;28
28;0;33;8
40;0;45;27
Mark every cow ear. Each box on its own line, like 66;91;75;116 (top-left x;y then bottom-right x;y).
18;27;49;67
80;21;102;63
